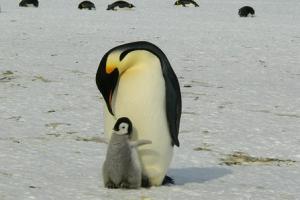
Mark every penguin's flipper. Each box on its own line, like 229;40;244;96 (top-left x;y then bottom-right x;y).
162;175;175;185
161;57;182;147
130;140;152;148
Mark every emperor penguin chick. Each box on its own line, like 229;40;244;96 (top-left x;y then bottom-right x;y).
102;117;152;189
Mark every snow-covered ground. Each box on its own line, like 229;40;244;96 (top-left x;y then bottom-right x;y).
1;0;300;199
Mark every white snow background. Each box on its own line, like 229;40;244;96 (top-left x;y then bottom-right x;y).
1;0;300;199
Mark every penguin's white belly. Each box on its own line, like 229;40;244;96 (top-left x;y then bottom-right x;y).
114;6;131;11
103;55;173;185
26;4;36;7
175;3;196;7
185;3;196;7
81;7;96;10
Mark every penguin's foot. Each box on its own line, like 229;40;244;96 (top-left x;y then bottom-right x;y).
120;182;130;189
141;176;152;188
105;182;117;189
162;175;175;185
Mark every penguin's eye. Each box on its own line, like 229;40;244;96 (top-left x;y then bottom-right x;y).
122;126;125;129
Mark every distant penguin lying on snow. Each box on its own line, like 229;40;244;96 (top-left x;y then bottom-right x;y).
238;6;255;17
100;117;152;189
19;0;39;7
78;1;96;10
174;0;199;7
107;1;135;11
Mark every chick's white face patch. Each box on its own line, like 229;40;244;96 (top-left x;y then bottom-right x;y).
115;122;130;135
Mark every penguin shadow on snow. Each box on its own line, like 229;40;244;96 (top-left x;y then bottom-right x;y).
168;167;232;185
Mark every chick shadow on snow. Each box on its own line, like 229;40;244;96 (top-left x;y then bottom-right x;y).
168;167;232;185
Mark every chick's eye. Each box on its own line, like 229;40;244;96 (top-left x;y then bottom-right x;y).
122;126;125;129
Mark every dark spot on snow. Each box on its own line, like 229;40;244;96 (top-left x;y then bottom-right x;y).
252;110;271;113
45;123;71;130
69;70;86;75
66;131;77;135
182;111;199;115
7;116;22;122
2;71;14;75
46;133;61;137
33;76;52;82
275;113;300;118
29;185;41;189
1;172;13;177
75;136;103;143
194;147;212;152
220;152;297;166
0;71;18;82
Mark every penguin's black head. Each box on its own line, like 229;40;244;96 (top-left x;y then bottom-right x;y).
129;3;135;8
95;49;120;115
95;41;163;116
113;117;133;136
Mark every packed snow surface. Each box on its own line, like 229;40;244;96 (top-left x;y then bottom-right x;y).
1;0;300;199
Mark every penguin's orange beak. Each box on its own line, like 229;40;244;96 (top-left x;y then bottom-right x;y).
109;90;113;110
100;68;118;116
106;65;116;74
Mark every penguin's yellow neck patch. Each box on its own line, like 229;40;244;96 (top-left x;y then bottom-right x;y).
106;66;116;74
106;51;122;74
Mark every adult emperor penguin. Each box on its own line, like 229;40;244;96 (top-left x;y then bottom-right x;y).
78;1;96;10
107;1;135;11
19;0;39;7
174;0;199;7
96;41;181;186
238;6;255;17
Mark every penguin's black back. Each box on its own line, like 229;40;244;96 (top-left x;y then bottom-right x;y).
19;0;39;7
78;1;96;10
239;6;255;17
107;1;134;10
175;0;199;7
